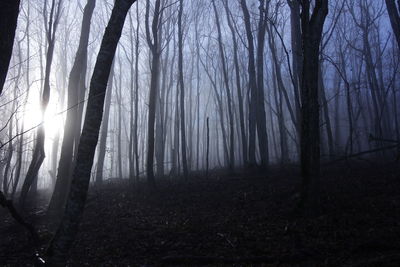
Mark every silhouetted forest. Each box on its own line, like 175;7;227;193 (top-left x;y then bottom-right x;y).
0;0;399;265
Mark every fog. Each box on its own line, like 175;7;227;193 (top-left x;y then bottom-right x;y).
0;0;399;203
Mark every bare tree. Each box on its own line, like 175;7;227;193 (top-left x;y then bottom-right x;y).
19;0;63;209
223;0;248;166
178;0;189;179
255;0;270;169
46;0;137;263
240;0;270;169
240;0;258;167
298;0;328;209
48;0;96;216
212;0;235;172
145;0;162;188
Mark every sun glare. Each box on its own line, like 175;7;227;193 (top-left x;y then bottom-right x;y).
23;96;64;141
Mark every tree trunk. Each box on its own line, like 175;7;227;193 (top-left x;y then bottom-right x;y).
223;0;248;167
117;58;123;179
19;0;63;209
134;6;140;180
46;1;136;264
240;0;258;167
0;0;21;94
95;61;115;185
48;0;95;216
206;117;210;177
178;0;189;179
318;63;334;159
212;0;235;172
145;0;162;188
288;0;302;138
299;0;328;210
12;8;31;199
385;0;400;48
255;0;270;169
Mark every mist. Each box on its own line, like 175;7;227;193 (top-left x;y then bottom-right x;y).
0;0;399;265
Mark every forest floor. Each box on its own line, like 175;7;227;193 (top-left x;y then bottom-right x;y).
1;161;400;266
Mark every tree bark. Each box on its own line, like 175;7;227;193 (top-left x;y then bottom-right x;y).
299;0;328;209
48;0;96;217
46;1;136;264
145;0;162;188
240;0;258;167
385;0;400;48
0;0;21;95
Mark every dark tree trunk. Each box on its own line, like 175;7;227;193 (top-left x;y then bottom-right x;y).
48;0;96;216
134;6;140;179
206;117;210;177
0;0;21;95
385;0;400;48
46;1;137;264
145;0;162;188
299;0;328;210
117;59;123;179
212;0;235;172
240;0;258;167
178;0;189;179
223;0;247;166
255;0;270;169
288;0;302;137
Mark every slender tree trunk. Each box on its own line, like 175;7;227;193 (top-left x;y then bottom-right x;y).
255;0;270;169
195;24;201;171
212;0;235;172
95;61;115;185
117;58;123;179
5;41;22;196
223;0;247;166
206;117;210;177
178;0;188;179
128;13;135;181
267;27;289;163
288;0;302;138
12;8;30;198
134;5;140;180
48;0;95;215
3;104;15;195
318;63;334;159
19;0;63;209
155;29;169;178
145;0;162;188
